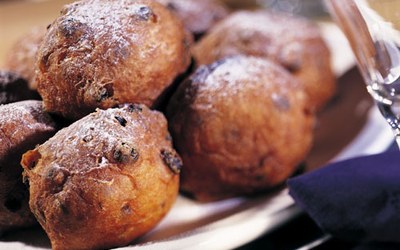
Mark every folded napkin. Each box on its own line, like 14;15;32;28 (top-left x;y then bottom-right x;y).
288;144;400;243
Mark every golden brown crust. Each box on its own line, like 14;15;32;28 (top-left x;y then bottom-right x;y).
192;10;335;110
0;100;57;232
21;104;180;250
36;0;192;120
156;0;229;39
167;56;315;201
4;26;46;90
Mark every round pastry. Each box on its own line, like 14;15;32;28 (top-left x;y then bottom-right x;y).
0;70;40;104
155;0;229;39
167;56;315;201
36;0;192;120
0;100;58;233
21;104;181;250
4;26;46;90
192;10;335;110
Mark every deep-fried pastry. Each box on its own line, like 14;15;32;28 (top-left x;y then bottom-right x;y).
156;0;229;39
21;104;181;250
4;26;46;90
192;10;335;110
36;0;192;120
167;56;315;201
0;100;57;233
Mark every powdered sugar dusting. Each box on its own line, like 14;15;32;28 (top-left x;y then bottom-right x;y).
51;0;164;70
0;101;57;159
0;100;56;133
38;105;158;175
194;10;325;66
221;10;321;41
198;56;296;97
186;56;305;112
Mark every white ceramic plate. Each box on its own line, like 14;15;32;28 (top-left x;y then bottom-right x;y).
0;2;394;249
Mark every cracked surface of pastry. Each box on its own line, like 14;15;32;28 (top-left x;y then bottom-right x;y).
36;0;192;120
21;104;181;250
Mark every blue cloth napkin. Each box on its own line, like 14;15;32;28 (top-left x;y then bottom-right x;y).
288;143;400;243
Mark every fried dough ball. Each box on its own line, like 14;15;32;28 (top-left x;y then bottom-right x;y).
167;56;315;201
0;100;57;233
0;70;40;104
21;104;181;250
192;10;335;110
36;0;192;120
4;26;46;90
155;0;229;39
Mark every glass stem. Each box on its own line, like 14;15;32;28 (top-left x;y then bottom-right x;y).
377;102;400;149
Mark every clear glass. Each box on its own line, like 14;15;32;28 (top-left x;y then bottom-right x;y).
325;0;400;147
